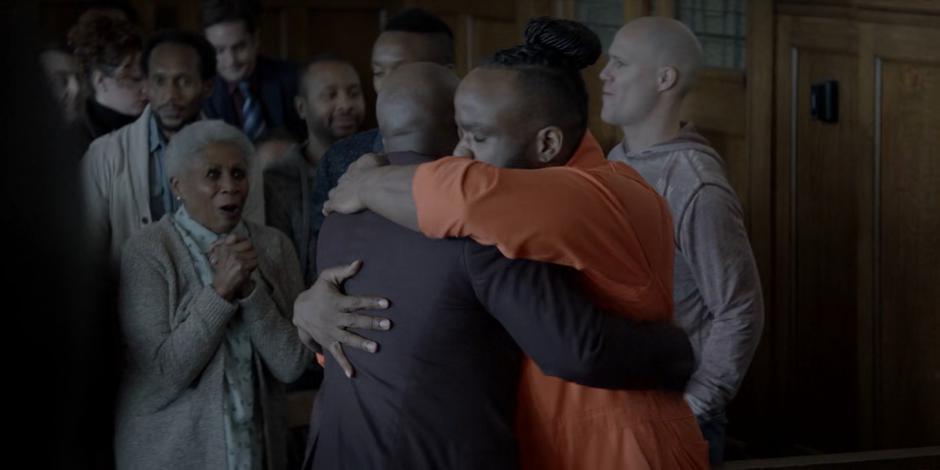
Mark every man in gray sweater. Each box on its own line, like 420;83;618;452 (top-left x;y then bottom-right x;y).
599;16;765;465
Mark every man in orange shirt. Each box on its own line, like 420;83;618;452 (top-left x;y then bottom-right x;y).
317;18;708;470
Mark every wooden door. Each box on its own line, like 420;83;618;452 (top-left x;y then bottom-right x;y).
775;7;940;451
861;20;940;449
775;14;865;452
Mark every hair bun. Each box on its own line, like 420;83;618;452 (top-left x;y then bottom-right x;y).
522;17;601;71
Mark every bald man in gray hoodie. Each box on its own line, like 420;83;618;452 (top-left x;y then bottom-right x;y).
600;17;765;465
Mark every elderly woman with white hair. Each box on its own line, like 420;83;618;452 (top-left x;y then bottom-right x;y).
115;120;312;470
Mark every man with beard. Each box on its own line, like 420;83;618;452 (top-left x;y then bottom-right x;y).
265;56;365;286
82;30;264;271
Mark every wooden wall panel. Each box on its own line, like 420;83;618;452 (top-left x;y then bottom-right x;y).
258;6;290;59
728;1;776;456
774;8;940;454
871;24;940;448
793;48;861;451
467;16;519;69
679;69;748;209
878;59;940;447
774;15;865;453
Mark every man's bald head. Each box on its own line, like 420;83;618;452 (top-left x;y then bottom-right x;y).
376;62;459;156
622;16;703;94
599;16;704;126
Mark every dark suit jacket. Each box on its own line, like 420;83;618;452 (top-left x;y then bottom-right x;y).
305;151;693;470
203;56;305;139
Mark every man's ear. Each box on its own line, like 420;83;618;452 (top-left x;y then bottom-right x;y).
294;95;307;121
170;176;183;201
534;126;564;166
657;65;679;92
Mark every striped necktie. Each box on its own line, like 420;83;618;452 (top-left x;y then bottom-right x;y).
238;81;265;140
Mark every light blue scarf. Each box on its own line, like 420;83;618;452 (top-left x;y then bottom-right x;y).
171;206;263;470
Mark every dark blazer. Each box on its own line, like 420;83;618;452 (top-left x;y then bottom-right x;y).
203;56;304;139
304;152;693;470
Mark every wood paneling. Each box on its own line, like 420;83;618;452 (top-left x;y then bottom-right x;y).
774;15;865;452
870;23;940;448
680;69;748;205
777;0;940;29
774;8;940;454
730;0;775;454
793;48;861;451
467;16;519;69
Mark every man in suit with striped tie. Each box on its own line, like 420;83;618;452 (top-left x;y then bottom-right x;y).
201;0;304;141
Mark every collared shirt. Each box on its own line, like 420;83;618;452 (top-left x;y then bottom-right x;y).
227;74;261;127
411;132;708;469
148;114;178;221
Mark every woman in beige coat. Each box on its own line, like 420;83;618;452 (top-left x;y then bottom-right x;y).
115;120;312;470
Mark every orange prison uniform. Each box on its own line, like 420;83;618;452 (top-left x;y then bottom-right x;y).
412;132;708;469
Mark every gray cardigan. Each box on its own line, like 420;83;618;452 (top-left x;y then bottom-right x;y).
115;216;313;470
264;144;317;287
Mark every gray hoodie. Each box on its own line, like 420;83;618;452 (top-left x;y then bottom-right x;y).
608;123;764;420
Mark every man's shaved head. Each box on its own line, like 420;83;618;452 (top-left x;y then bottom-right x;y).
377;62;459;156
622;16;703;94
599;16;704;127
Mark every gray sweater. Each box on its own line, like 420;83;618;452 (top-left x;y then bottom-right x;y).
264;144;317;286
608;124;765;420
115;216;313;470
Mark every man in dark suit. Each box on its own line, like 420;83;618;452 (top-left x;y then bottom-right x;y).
295;63;694;469
201;0;304;139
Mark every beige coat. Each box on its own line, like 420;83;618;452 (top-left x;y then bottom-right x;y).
81;106;264;269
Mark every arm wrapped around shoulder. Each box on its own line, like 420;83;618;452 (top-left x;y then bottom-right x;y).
467;241;693;391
